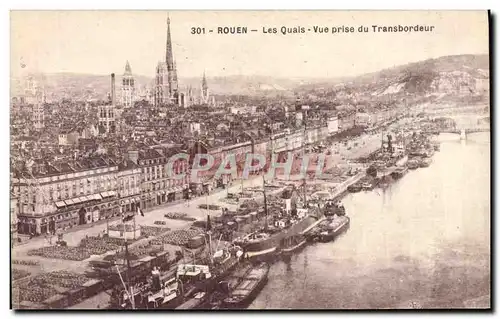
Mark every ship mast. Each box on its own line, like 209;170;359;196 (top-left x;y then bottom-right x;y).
302;114;307;206
262;174;268;230
125;222;136;309
381;130;384;150
206;212;213;264
262;121;274;231
117;208;135;309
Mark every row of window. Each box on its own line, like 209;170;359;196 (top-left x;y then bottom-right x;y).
146;176;187;191
16;172;187;205
139;157;189;166
18;177;119;204
99;110;114;118
142;163;187;181
118;177;139;190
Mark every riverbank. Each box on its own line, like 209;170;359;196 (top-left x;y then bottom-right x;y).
250;132;490;309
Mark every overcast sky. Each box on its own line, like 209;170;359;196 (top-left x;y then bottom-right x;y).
11;11;489;79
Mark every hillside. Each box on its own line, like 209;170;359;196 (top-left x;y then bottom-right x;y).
180;75;299;97
11;54;489;102
296;54;489;103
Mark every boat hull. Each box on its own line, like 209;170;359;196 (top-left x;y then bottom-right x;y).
347;185;362;193
319;219;350;243
281;239;307;255
129;256;241;309
391;172;403;179
236;215;319;260
221;263;270;309
222;276;268;309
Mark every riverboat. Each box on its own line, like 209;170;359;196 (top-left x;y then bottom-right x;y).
234;209;321;260
318;215;350;243
221;262;270;309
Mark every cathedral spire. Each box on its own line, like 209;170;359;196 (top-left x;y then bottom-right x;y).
172;60;178;82
166;14;174;71
124;60;132;75
202;70;208;91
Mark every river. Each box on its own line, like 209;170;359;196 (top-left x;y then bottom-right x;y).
249;132;490;309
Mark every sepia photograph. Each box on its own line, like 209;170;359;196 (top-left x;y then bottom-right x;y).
9;10;491;310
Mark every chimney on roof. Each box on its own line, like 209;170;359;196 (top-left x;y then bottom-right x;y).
111;73;116;106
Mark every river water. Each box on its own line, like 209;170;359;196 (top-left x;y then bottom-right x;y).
250;132;490;309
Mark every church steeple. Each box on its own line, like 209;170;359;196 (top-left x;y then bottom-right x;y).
201;71;209;104
121;61;135;107
124;60;132;75
166;14;174;71
172;60;178;83
202;71;208;91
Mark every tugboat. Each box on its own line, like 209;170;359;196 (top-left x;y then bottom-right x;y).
220;263;270;309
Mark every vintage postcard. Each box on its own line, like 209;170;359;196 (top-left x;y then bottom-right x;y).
10;10;490;310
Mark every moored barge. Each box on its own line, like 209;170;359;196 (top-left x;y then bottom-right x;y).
221;262;270;309
318;215;350;243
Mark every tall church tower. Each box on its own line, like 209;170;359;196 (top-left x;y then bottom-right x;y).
166;16;179;93
121;61;135;108
30;80;46;130
32;97;44;130
98;73;116;135
154;62;169;107
201;71;210;104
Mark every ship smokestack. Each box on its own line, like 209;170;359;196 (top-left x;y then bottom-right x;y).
111;73;116;106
